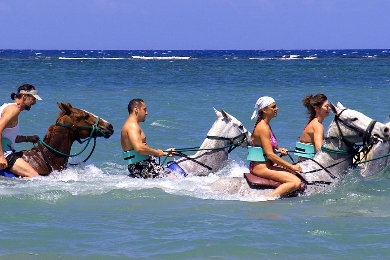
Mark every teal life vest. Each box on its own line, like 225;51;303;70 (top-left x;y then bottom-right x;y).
123;150;150;165
294;142;315;159
1;137;12;152
247;146;268;162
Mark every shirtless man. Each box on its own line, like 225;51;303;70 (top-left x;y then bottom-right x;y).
0;84;42;177
120;98;174;178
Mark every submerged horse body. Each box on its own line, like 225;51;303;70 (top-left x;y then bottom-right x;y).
169;108;250;177
1;102;113;177
210;102;390;197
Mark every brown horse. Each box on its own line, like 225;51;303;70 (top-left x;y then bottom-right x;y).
14;102;113;176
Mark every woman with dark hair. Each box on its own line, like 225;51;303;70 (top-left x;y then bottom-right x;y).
0;84;42;177
295;93;330;161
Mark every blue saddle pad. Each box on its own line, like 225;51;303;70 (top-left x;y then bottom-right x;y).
0;170;18;178
167;162;187;177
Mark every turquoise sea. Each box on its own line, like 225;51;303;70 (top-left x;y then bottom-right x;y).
1;49;390;259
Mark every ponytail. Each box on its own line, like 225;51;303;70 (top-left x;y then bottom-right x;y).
10;92;22;100
252;112;263;133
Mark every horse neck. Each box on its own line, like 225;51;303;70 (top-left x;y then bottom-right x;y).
301;137;354;182
193;138;228;161
177;138;228;175
41;125;76;169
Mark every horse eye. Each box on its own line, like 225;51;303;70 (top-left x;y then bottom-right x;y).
239;125;244;129
84;114;90;119
351;118;358;122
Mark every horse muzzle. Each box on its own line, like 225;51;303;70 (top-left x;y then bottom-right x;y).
101;123;114;139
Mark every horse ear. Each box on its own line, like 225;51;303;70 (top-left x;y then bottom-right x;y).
57;102;73;114
214;107;222;118
336;102;346;109
221;109;231;120
329;102;337;114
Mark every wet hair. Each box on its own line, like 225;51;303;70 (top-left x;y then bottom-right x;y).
10;84;36;100
302;93;328;120
128;98;145;114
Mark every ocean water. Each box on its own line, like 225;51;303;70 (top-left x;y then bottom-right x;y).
1;49;390;259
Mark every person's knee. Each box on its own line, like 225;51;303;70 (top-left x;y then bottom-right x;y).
24;171;39;178
291;176;301;190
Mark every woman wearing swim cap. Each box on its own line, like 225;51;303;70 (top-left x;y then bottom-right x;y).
249;96;302;198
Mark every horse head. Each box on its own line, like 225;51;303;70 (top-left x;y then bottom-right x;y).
209;108;251;149
56;102;114;140
327;102;389;145
174;108;250;176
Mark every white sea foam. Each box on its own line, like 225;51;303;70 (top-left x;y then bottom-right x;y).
58;57;127;60
131;56;190;60
0;159;271;202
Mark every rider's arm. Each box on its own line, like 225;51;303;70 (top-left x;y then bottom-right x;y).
15;135;38;143
257;124;301;172
313;123;324;151
258;126;292;169
15;135;28;143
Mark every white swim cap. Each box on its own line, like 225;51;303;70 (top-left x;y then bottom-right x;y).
251;96;275;120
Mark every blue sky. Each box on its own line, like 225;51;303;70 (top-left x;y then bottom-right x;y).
0;0;389;50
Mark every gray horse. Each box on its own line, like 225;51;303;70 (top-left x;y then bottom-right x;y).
169;108;251;176
359;122;390;177
210;102;390;198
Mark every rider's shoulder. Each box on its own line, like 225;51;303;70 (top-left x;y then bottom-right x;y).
123;119;141;131
2;103;20;114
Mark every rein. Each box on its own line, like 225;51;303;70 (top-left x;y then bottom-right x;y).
38;117;104;168
206;132;248;153
162;132;248;169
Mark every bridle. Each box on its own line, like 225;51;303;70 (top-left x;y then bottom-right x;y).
332;108;378;152
37;116;106;171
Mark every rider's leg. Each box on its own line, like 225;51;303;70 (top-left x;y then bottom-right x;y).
10;158;39;178
252;164;301;198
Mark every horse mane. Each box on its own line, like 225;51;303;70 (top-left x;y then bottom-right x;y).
56;110;67;123
44;111;67;143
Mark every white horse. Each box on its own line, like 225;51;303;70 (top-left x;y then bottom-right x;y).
167;108;251;176
210;102;390;197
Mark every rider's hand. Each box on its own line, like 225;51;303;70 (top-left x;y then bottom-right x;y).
166;148;175;157
290;164;302;173
277;147;289;156
27;135;39;144
157;149;167;157
0;156;8;170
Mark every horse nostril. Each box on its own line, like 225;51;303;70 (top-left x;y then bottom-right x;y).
385;127;389;134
